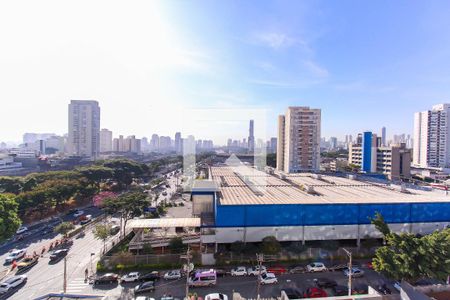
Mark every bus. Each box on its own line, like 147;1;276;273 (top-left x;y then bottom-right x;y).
188;269;217;287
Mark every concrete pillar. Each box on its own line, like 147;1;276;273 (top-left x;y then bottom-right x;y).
215;242;218;253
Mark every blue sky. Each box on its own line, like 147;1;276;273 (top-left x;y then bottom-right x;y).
1;1;450;144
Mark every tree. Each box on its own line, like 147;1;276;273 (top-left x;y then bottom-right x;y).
102;191;149;237
102;159;146;189
168;237;185;253
372;213;450;281
93;224;111;253
0;177;23;194
77;166;114;190
261;236;281;255
54;222;75;238
370;212;391;237
0;194;21;241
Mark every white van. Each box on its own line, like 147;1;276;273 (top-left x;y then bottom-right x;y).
188;269;217;287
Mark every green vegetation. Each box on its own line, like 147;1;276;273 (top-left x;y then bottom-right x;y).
321;149;348;159
0;194;21;241
261;236;281;255
266;153;276;168
371;212;450;281
54;221;75;238
93;223;112;253
168;237;185;253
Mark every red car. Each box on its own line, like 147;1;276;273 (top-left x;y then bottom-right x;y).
304;287;327;298
267;266;287;275
367;262;373;269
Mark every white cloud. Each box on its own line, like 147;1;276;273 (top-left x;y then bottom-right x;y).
303;60;329;78
254;32;295;49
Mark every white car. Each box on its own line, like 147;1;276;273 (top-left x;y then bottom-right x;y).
205;293;228;300
163;270;182;280
259;272;278;285
306;262;327;272
0;275;27;294
247;266;267;276
5;249;26;264
343;267;364;278
16;226;28;235
73;210;84;217
231;266;247;276
121;272;140;282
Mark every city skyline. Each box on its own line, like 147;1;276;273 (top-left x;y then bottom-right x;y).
2;1;450;142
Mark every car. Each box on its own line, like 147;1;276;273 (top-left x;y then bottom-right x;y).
247;266;267;276
139;271;160;282
393;281;401;292
328;264;348;272
333;285;350;296
121;272;141;283
49;249;68;262
259;272;277;285
282;288;304;299
306;262;327;272
135;297;155;300
215;268;227;277
5;249;26;264
16;226;28;235
93;273;119;284
80;215;92;225
267;266;287;275
0;275;27;294
110;225;120;235
289;266;306;274
343;267;364;278
17;256;38;270
134;281;155;294
205;293;228;300
163;270;181;280
314;277;337;288
303;287;327;298
73;210;84;217
231;266;247;276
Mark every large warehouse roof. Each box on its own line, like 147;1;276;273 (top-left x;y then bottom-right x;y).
210;165;449;205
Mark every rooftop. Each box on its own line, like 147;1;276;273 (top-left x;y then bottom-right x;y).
210;165;449;205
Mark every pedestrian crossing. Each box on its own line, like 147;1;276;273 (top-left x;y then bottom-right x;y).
61;277;90;294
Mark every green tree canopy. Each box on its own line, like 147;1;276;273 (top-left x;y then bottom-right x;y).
168;237;185;253
93;224;111;253
0;177;23;194
0;194;21;241
102;159;147;188
77;166;114;190
261;236;281;255
54;222;75;238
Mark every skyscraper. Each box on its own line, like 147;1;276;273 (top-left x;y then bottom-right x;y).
99;128;112;153
414;103;450;168
68;100;100;158
248;120;255;153
381;126;386;147
175;132;182;154
277;106;321;172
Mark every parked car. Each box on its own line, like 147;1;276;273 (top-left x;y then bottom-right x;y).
205;293;228;300
289;266;306;274
139;271;160;282
267;266;287;275
17;256;38;271
303;287;327;298
163;270;181;280
247;266;267;276
306;262;327;272
259;272;278;285
134;281;155;294
49;249;68;262
0;275;27;294
231;266;247;276
80;215;92;225
16;226;28;235
343;267;364;278
215;269;227;277
282;288;304;299
333;285;350;296
5;249;26;264
110;225;120;235
73;210;84;217
93;273;119;284
328;264;348;272
121;272;141;283
314;277;337;288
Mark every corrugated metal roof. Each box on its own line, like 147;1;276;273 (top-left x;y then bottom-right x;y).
128;218;201;228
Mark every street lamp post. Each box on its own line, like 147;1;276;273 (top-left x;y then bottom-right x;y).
342;248;353;296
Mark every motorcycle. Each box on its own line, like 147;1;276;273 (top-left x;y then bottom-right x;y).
377;283;391;295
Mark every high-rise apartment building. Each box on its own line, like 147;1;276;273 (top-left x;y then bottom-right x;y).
248;120;255;153
414;104;450;169
381;126;386;147
67;100;100;158
175;132;182;154
99;129;113;153
150;134;159;151
277;106;321;173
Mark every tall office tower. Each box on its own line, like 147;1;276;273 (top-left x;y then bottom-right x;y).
277;107;321;173
329;137;338;150
175;132;182;153
99;129;112;153
248;120;255;153
68;100;100;158
414;104;450;168
381;127;386;146
150;134;159;151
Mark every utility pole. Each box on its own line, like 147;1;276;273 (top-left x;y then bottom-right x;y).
342;248;352;296
182;246;193;300
63;256;67;293
256;253;264;300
